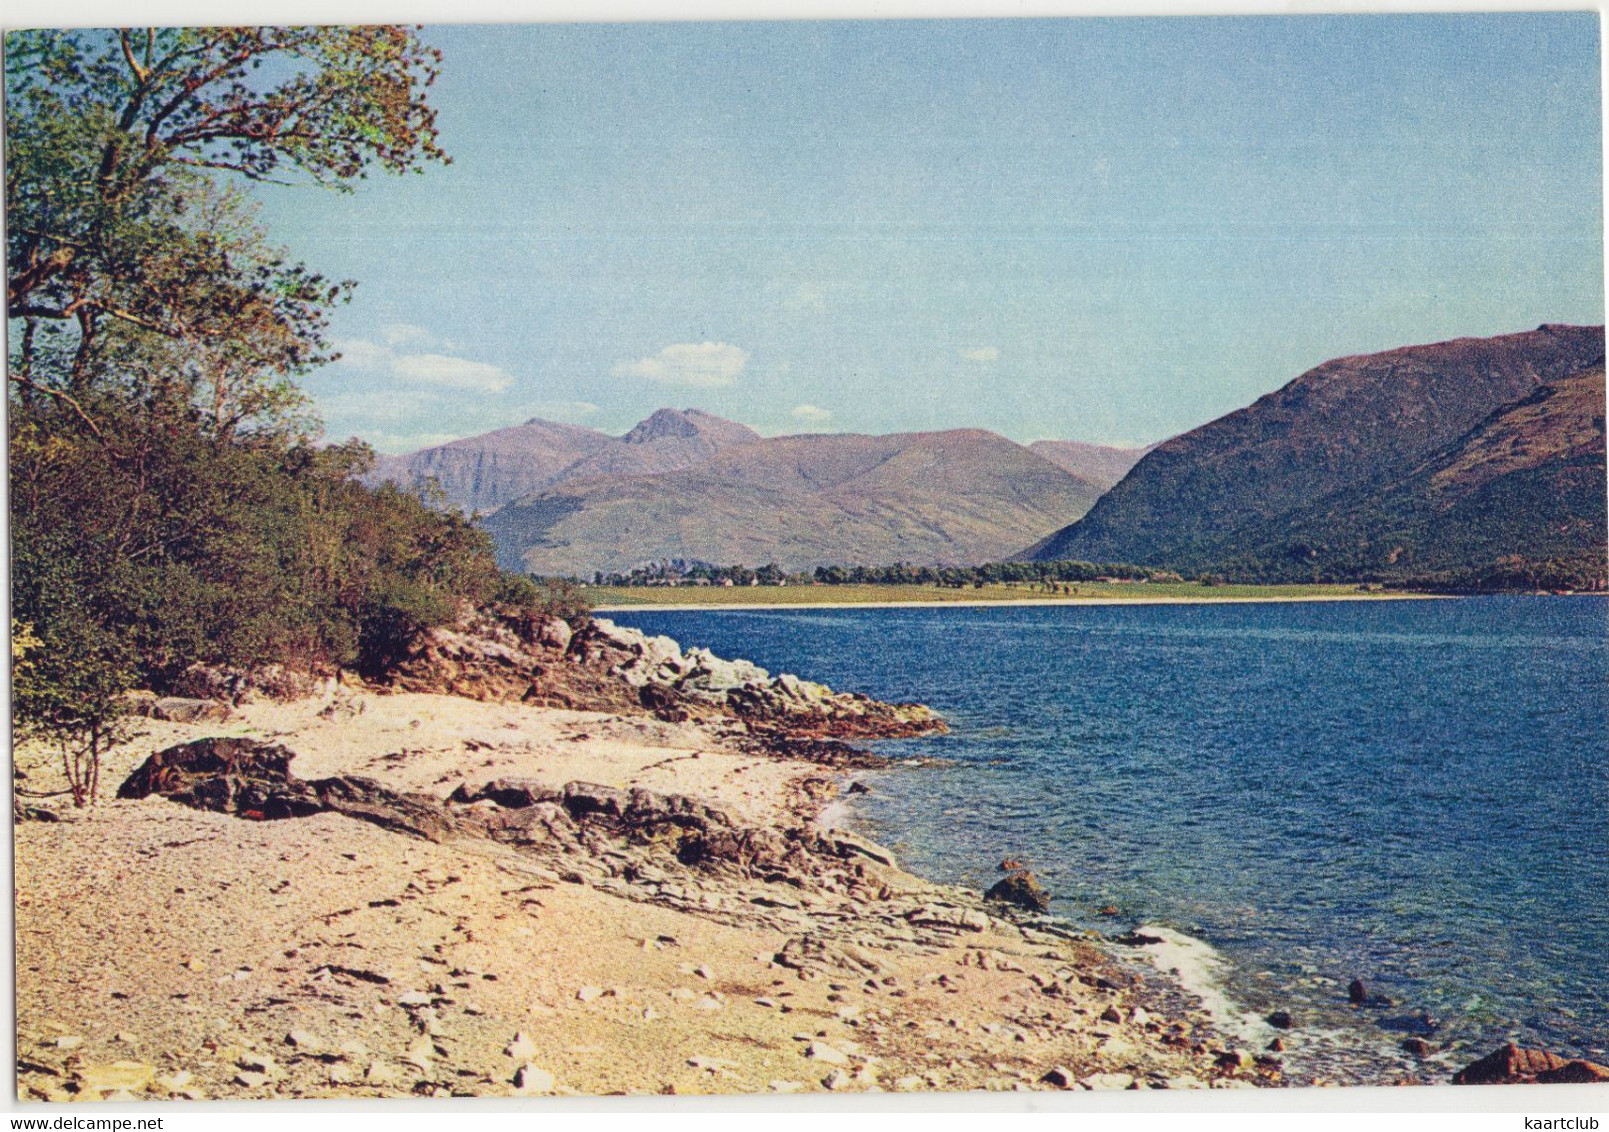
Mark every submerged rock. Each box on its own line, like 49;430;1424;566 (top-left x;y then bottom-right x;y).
1347;978;1394;1007
985;870;1050;913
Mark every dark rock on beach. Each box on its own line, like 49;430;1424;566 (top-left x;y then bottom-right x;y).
1266;1010;1294;1030
118;737;470;842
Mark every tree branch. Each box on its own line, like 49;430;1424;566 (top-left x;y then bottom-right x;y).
7;371;107;441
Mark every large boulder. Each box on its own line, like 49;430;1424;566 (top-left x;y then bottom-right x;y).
118;738;322;818
1451;1043;1609;1085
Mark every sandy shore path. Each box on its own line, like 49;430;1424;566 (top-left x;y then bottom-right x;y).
14;690;1260;1101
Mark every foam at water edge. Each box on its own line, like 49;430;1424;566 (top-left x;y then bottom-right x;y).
1128;923;1443;1084
815;797;853;831
1129;924;1277;1048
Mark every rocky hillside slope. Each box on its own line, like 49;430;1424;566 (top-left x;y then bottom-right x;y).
1230;364;1607;583
484;429;1106;577
1026;324;1606;582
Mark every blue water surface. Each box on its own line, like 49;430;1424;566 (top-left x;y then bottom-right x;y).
609;597;1609;1075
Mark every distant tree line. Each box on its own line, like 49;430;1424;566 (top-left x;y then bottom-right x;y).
593;560;797;587
587;559;1181;589
577;548;1605;595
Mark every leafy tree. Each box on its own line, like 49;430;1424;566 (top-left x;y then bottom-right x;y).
6;26;446;418
4;26;504;805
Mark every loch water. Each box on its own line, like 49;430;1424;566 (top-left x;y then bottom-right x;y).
609;597;1609;1083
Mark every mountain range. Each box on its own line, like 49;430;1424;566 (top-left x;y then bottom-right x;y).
367;323;1606;585
483;427;1107;576
1026;323;1607;584
369;410;1130;575
365;409;761;514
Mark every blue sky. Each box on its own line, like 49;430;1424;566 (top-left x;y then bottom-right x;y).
252;13;1604;453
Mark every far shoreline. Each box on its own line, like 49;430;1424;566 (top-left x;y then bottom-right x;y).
593;592;1451;613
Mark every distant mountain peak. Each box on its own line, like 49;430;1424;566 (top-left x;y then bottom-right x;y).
621;408;758;446
486;426;1106;576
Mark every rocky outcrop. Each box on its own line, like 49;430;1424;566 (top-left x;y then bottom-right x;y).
165;663;338;705
381;608;945;742
117;738;471;842
1451;1042;1609;1085
116;740;881;889
584;618;945;739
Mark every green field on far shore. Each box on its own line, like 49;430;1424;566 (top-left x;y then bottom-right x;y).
589;580;1399;609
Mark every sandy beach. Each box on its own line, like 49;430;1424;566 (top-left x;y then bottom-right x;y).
13;686;1269;1102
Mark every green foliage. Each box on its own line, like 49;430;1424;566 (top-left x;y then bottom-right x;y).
497;576;593;628
9;394;555;698
7;26;446;410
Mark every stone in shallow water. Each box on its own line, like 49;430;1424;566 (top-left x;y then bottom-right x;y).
984;870;1051;913
1452;1042;1593;1085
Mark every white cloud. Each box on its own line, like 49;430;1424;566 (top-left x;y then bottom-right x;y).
380;322;439;349
613;341;748;388
312;388;436;426
333;336;515;393
960;346;1001;363
333;337;393;371
790;403;834;426
361;430;465;454
391;353;513;393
